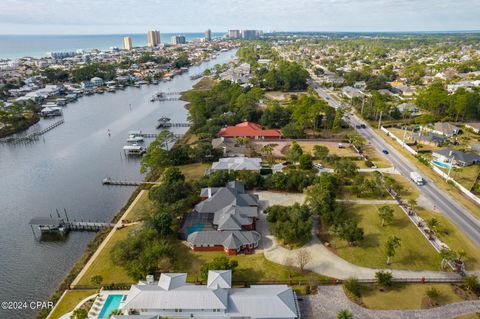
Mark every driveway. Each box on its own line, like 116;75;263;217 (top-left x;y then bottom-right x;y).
255;191;462;281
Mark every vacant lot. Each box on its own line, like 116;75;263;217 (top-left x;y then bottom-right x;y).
360;283;464;310
327;204;442;270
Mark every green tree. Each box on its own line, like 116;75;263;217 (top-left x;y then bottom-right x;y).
313;145;329;160
200;256;238;280
140;130;176;173
375;271;393;287
463;275;479;293
90;274;103;286
385;236;401;265
335;221;364;246
287;141;303;162
378;206;394;227
299;154;313;170
439;248;457;270
426;287;441;302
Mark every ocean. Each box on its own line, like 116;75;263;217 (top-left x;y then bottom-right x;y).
0;32;225;60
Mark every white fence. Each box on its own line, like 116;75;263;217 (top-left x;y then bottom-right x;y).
380;126;480;206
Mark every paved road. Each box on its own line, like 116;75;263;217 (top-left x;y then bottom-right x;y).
311;83;480;246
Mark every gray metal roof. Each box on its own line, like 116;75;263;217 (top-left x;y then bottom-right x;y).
213;205;257;231
195;182;258;214
433;148;480;164
211;157;262;171
187;230;261;250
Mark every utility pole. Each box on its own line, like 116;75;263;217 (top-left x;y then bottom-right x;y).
377;111;383;129
446;155;455;182
402;125;408;148
361;95;365;115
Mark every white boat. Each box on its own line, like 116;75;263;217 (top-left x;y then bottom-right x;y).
127;135;144;143
123;144;146;155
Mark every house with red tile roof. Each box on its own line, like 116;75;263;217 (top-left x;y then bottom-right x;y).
218;121;281;139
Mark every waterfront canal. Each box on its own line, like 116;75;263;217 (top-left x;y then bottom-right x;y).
0;49;236;319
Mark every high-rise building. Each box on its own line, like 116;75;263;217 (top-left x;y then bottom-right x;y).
205;29;212;41
123;36;133;50
147;30;161;47
171;35;186;45
228;30;240;39
241;30;257;40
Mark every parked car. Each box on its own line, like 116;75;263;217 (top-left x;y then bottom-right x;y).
314;163;324;169
360;124;367;128
382;149;389;155
338;143;345;149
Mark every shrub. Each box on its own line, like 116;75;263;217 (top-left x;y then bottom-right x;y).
375;271;393;287
344;277;362;297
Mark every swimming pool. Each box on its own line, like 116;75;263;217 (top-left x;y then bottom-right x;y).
98;294;124;319
432;160;451;169
186;223;205;234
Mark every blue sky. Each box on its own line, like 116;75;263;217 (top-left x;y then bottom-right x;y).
0;0;479;34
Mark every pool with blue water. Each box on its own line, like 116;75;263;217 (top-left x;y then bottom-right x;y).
186;223;205;234
99;294;124;318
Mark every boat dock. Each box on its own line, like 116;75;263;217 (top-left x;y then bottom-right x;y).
156;122;191;129
29;217;115;234
0;119;64;144
150;91;181;102
102;177;162;186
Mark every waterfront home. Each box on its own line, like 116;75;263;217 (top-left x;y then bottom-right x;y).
181;181;261;255
206;157;262;175
113;270;299;318
91;77;104;86
211;137;249;157
40;106;62;118
432;148;480;167
218;121;281;140
81;80;93;90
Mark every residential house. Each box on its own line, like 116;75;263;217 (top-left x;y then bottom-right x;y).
432;148;480;167
412;131;447;147
114;270;299;319
218;121;281;140
211;137;249;157
182;181;261;255
397;103;419;116
206;157;262;175
433;122;461;137
465;123;480;134
341;86;364;99
90;77;104;86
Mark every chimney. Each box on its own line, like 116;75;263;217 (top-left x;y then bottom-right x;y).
146;275;154;284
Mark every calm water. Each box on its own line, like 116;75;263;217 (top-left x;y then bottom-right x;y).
0;32;225;59
0;50;236;319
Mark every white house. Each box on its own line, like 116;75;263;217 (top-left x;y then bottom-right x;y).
90;77;104;86
206;157;262;175
113;270;299;319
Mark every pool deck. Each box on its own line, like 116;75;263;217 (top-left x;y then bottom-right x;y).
88;290;128;319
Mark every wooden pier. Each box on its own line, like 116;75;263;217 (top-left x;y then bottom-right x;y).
102;177;162;186
156;122;192;129
134;132;184;139
0;119;64;145
29;217;115;234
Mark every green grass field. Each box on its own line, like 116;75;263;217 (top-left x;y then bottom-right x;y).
328;204;442;270
360;283;463;310
49;289;97;319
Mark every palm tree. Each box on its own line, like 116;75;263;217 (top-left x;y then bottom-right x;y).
407;198;417;212
426;218;440;239
439;248;456;270
385;236;401;265
336;309;353;319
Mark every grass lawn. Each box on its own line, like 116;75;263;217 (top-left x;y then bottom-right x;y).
374;128;480;219
454;314;480;319
76;226;137;286
180;77;217;100
437;164;480;191
178;162;211;181
125;190;155;222
298;141;358;157
363;145;392;168
49;289;97;319
383;173;420;200
327;204;442;270
172;242;328;283
415;207;480;270
360;283;463;310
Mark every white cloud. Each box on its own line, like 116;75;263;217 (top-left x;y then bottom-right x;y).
0;0;478;33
